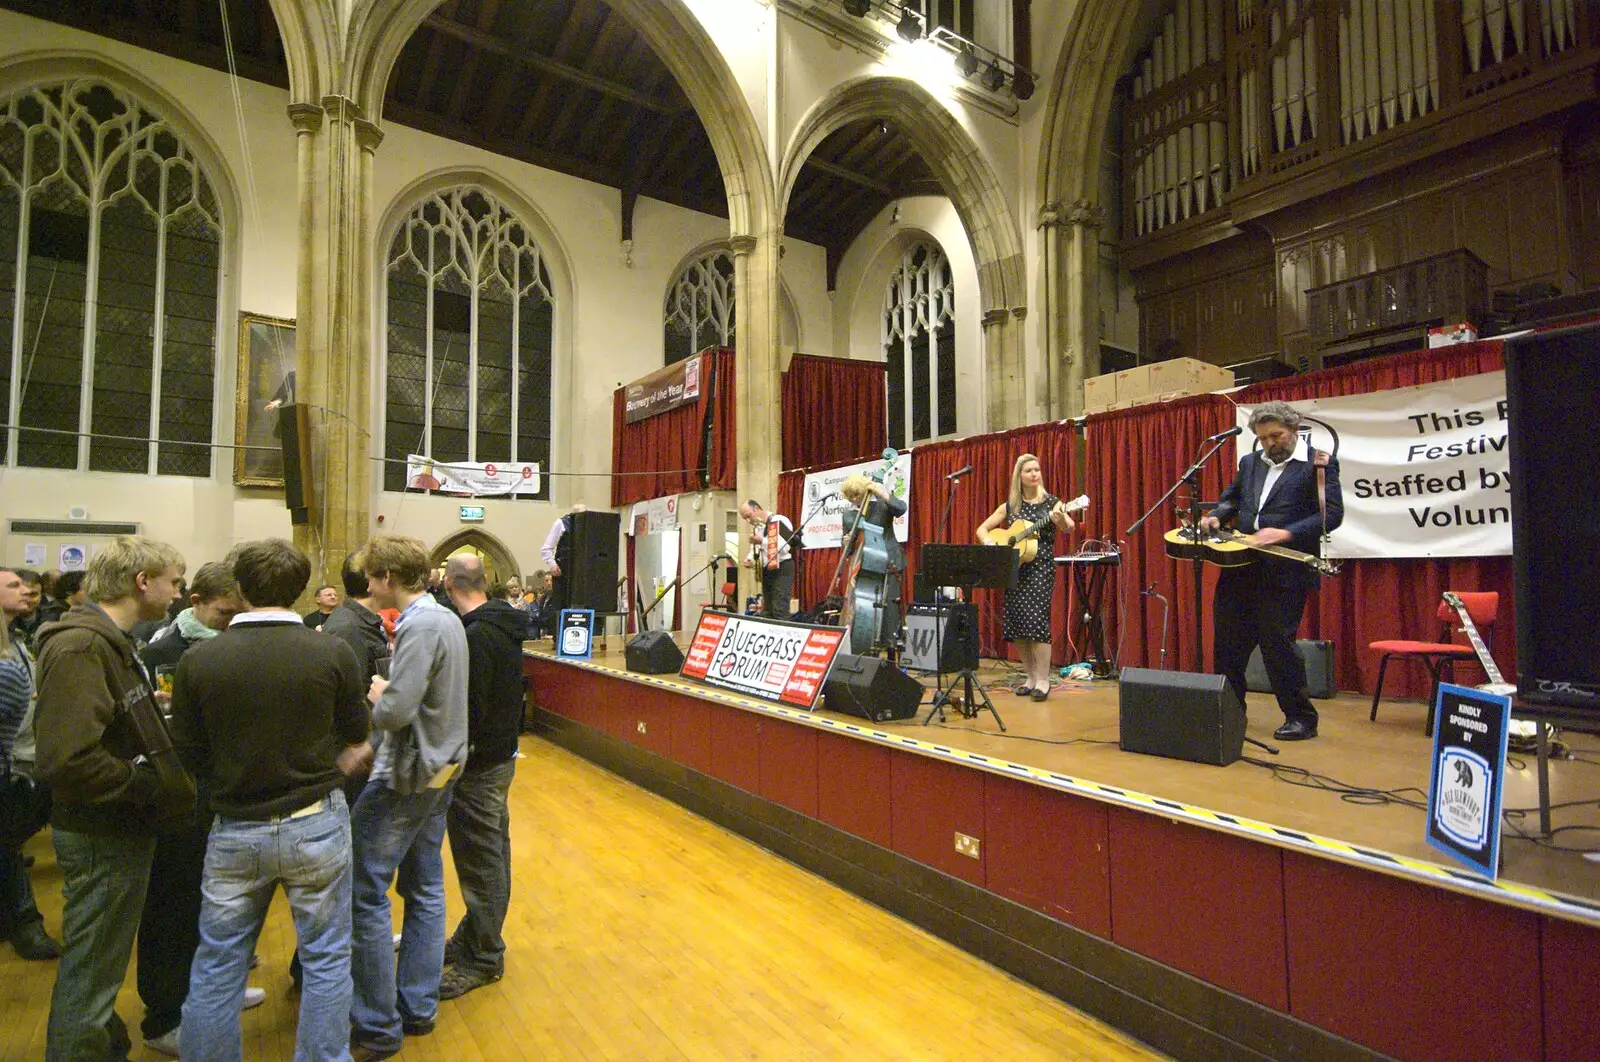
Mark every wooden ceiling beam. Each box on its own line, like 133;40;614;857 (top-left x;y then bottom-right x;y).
385;99;626;190
424;12;685;116
412;26;450;110
804;157;894;198
477;0;565;135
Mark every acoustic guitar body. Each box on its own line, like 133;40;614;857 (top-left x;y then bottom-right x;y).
985;521;1043;565
1162;527;1254;568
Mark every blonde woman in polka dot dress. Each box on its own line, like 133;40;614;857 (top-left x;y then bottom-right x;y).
975;453;1076;701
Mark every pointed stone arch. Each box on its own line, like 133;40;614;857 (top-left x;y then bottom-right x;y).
780;77;1028;430
1035;0;1143;415
429;526;521;586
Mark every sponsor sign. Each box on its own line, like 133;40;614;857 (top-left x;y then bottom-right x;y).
680;609;846;709
405;455;541;497
1426;683;1511;878
1234;372;1510;558
799;453;912;549
623;354;702;423
556;609;595;661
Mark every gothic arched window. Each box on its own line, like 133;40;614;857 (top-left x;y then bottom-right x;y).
383;187;554;497
0;79;222;475
884;240;955;447
663;248;734;365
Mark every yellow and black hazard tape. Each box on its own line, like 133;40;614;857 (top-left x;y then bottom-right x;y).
527;649;1600;929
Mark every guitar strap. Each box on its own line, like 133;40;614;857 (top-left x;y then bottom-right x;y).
1312;448;1330;543
765;517;781;571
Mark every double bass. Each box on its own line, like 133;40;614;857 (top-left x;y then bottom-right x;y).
830;448;903;656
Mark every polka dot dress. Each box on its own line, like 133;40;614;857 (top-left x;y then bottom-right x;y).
1003;495;1058;643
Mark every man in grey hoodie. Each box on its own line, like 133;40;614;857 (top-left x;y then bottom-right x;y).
349;535;468;1062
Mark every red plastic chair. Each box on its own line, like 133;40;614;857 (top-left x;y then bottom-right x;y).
1368;591;1498;736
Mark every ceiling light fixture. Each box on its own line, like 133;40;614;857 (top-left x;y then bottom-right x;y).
842;0;871;16
956;45;979;77
981;60;1005;93
896;7;924;42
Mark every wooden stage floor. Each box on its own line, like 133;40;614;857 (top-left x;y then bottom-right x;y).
547;639;1600;916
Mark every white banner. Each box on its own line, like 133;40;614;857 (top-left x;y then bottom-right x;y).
405;455;541;497
1234;372;1510;559
798;453;912;549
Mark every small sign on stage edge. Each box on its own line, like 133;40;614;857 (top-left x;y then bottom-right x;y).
556;609;595;661
1426;682;1512;879
679;609;846;710
459;504;486;522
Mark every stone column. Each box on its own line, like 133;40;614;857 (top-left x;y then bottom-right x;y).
1043;197;1107;417
287;95;383;586
730;231;781;516
983;305;1029;431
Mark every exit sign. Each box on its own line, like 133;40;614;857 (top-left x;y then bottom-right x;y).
459;505;486;522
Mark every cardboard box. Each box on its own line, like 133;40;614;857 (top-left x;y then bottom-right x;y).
1148;357;1235;397
1427;322;1478;348
1131;390;1189;407
1113;365;1153;403
1082;373;1118;414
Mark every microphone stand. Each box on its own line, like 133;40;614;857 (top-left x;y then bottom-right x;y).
637;555;732;633
930;471;967;705
1127;434;1278;756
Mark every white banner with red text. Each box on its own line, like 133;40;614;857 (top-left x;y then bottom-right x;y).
798;453;912;549
680;610;845;709
405;455;541;496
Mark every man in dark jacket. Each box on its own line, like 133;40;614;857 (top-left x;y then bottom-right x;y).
134;561;258;1056
321;553;390;690
34;536;194;1062
438;553;526;1000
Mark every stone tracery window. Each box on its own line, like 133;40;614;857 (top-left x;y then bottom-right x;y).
382;186;554;498
884;240;956;447
0;78;221;476
663;248;734;365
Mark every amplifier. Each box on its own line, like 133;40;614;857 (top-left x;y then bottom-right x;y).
1245;639;1335;699
901;603;979;673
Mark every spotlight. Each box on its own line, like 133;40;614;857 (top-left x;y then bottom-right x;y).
842;0;871;16
981;60;1005;93
956;45;979;77
896;7;923;42
1012;69;1035;101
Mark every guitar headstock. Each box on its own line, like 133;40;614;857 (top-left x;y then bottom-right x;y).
1061;494;1090;514
1442;591;1464;610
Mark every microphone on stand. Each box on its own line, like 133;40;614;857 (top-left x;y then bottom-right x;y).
945;464;974;481
1203;426;1243;442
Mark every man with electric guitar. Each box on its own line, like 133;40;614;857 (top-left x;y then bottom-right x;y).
1200;401;1343;741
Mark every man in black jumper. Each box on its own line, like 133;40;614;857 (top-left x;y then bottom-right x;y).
438;554;527;1000
171;539;371;1061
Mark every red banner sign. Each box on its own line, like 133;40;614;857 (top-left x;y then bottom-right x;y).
681;610;845;709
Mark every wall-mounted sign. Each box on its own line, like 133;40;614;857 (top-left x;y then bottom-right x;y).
1426;683;1512;878
623;353;702;423
459;505;486;523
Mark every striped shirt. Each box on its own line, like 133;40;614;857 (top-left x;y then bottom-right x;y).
0;653;33;771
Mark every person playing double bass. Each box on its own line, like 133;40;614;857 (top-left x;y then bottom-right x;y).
837;474;908;653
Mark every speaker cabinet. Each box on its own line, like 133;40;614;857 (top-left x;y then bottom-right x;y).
625;630;683;675
1245;639;1336;699
1505;323;1600;711
901;603;979;673
278;404;315;526
823;654;924;722
565;509;621;613
1118;668;1246;767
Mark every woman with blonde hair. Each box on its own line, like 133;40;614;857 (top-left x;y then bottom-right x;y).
975;454;1076;700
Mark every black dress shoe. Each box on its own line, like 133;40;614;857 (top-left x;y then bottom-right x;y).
1274;719;1317;741
402;1018;435;1037
9;922;62;960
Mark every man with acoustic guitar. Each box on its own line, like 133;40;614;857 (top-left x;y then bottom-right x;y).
1200;401;1343;741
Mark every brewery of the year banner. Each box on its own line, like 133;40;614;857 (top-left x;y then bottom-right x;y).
1234;371;1510;559
798;452;912;549
680;610;845;709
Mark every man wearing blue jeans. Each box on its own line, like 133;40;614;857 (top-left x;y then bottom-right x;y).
171;539;371;1062
350;535;468;1062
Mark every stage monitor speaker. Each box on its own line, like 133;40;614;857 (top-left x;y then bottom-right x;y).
565;509;621;613
1118;668;1245;767
1245;639;1335;699
823;654;923;723
625;630;684;675
278;404;315;525
901;603;979;673
1505;323;1600;712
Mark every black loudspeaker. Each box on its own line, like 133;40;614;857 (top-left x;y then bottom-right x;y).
1245;639;1336;699
1505;324;1600;712
1118;668;1246;767
901;603;980;673
625;630;683;675
823;654;924;722
565;509;621;613
279;404;315;525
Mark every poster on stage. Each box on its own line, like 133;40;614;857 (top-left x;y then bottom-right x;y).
799;453;912;549
556;609;595;661
680;610;846;709
1426;683;1511;878
1235;372;1511;558
404;455;541;497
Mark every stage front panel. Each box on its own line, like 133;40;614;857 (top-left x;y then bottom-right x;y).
1541;915;1600;1062
758;717;819;820
815;731;893;850
985;775;1112;938
889;752;987;887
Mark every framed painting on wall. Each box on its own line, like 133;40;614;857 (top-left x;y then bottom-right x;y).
234;312;297;487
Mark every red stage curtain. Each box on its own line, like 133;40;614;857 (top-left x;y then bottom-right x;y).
781;354;888;470
1085;340;1511;697
611;349;736;507
907;423;1082;665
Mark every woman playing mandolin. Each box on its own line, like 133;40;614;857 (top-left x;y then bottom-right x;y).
975;454;1076;701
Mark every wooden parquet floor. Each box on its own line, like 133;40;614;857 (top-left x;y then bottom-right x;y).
0;736;1163;1061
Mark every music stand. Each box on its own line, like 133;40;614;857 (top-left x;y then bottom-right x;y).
919;544;1017;731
